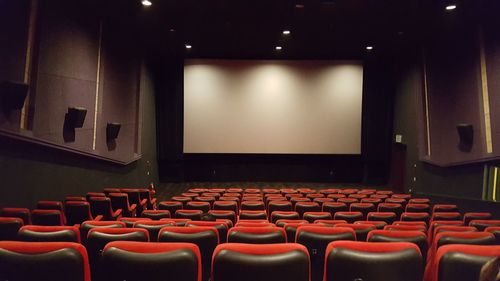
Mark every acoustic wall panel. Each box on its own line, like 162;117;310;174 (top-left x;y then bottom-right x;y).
184;60;363;154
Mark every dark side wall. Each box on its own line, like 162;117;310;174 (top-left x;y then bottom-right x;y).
0;0;159;209
393;63;485;199
0;66;159;209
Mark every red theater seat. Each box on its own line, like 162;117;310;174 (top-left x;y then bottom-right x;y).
367;230;428;263
408;198;430;204
235;222;275;228
121;189;148;215
37;200;64;211
138;188;157;210
271;211;300;223
463;212;492;226
296;226;356;281
80;220;126;246
65;196;87;202
469;219;500;231
0;241;90;281
88;197;122;220
172;196;193;207
392;194;411;200
86;192;106;201
432;204;459;213
313;197;334;206
158;201;183;214
133;220;175;242
431;212;462;222
175;209;203;220
424;231;497;281
119;217;152;227
337;197;359;206
275;219;308;227
31;209;65;226
303;211;332;223
334;211;363;223
392;221;428;229
354;220;387;230
327;194;347;200
324;241;423;281
367;212;397;224
213;200;239;213
313;220;347;226
159;226;219;281
87;228;150;279
227;226;287;244
268;201;293;214
384;224;428;232
322;202;348;217
284;222;311;242
103;188;121;196
212;243;310;281
377;203;404;218
194;196;216;206
0;207;31;225
405;203;431;213
109;193;137;217
485;227;500;243
186;221;230;243
140;209;171;220
241;200;265;211
186;201;211;213
335;223;376;241
401;212;431;224
349;203;376;220
161;218;193;226
239;210;267;220
18;225;80;242
208;210;237;225
0;217;23;241
101;241;202;281
431;245;500;281
65;201;101;225
360;198;382;205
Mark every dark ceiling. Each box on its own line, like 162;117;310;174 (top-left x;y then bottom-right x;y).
103;0;498;60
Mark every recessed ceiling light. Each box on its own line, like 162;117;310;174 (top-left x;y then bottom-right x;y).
445;4;457;10
295;4;305;9
366;46;373;50
185;44;192;49
283;30;291;35
141;0;152;7
275;46;283;50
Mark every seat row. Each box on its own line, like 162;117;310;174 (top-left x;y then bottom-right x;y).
1;217;499;281
0;188;157;226
1;240;498;281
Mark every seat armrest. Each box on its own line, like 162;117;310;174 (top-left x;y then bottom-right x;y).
140;199;147;206
112;209;123;220
94;215;103;221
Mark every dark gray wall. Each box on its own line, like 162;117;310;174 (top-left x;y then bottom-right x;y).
0;65;159;209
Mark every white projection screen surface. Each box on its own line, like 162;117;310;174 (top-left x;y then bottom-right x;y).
183;59;364;154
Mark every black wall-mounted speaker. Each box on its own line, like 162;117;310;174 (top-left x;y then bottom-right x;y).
457;123;473;152
67;107;87;128
0;81;29;110
106;122;121;140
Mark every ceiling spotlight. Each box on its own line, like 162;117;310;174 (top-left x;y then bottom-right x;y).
185;44;192;49
275;46;283;50
445;4;457;10
366;46;373;50
295;4;305;8
283;30;291;35
141;0;152;7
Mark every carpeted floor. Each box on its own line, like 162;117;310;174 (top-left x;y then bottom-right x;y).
155;182;387;202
